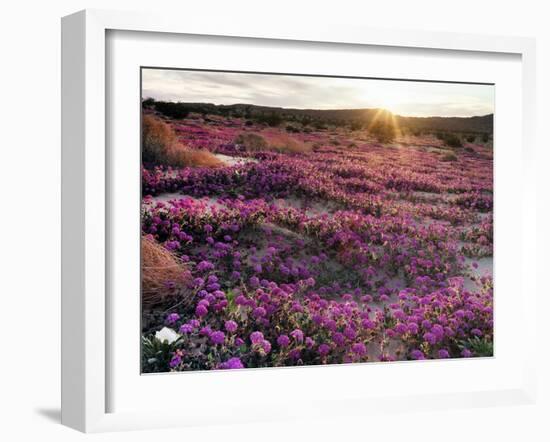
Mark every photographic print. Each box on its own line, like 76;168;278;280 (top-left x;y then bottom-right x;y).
140;69;494;373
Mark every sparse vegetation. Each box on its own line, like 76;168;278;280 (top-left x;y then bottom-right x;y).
154;101;190;120
369;121;396;143
235;132;269;151
141;235;191;307
141;100;493;373
267;133;312;154
169;149;224;168
235;132;311;154
142;115;178;164
142;115;222;167
441;152;458;162
436;132;463;148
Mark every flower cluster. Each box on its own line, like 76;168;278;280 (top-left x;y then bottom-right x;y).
141;113;494;373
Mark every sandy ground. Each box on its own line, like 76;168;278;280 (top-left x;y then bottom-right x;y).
464;256;493;292
144;187;492;294
214;153;257;166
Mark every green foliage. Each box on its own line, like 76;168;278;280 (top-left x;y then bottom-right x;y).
285;125;300;133
444;133;463;148
312;120;327;130
141;335;177;373
256;112;283;127
459;336;493;357
154;101;190;120
142;97;156;108
436;132;463;148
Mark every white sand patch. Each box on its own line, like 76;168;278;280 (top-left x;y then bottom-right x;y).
463;256;493;292
143;193;227;211
214;153;257;166
271;196;338;217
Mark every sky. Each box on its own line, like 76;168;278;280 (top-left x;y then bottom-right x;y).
142;69;494;118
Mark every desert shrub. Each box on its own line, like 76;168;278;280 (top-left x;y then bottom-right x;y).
267;134;312;154
244;120;254;126
446;134;463;147
235;132;310;154
441;152;458;162
482;133;490;143
256;112;283;127
369;121;396;143
141;235;191;307
142;115;178;164
285;125;300;133
438;132;463;148
142;97;156;108
155;102;190;120
169;149;224;168
143;115;222;167
466;135;476;143
235;132;269;151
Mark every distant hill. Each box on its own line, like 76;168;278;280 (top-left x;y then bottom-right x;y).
396;114;493;134
143;99;493;134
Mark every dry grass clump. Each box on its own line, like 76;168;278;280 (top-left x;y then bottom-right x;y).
441;152;458;162
142;114;223;168
141;236;191;307
235;132;269;151
168;148;224;168
268;134;312;154
142;114;178;164
235;131;311;154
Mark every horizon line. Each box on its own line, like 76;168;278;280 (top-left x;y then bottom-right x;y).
142;97;493;120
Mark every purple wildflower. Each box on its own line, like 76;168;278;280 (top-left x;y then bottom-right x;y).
224;320;238;333
318;343;331;356
410;349;425;360
219;357;244;369
195;304;208;318
277;335;290;347
250;331;264;344
210;331;226;345
165;313;180;325
179;323;193;334
438;349;450;359
351;342;367;356
423;332;437;345
290;329;304;343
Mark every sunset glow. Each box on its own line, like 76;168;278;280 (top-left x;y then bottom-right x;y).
142;69;494;118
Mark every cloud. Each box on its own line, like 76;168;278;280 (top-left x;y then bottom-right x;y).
142;68;494;118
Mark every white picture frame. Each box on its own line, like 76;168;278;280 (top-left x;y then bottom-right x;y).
61;9;537;433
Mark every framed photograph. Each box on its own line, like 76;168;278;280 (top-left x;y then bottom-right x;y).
61;9;537;432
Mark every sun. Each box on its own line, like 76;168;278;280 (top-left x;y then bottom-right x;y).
367;108;402;139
